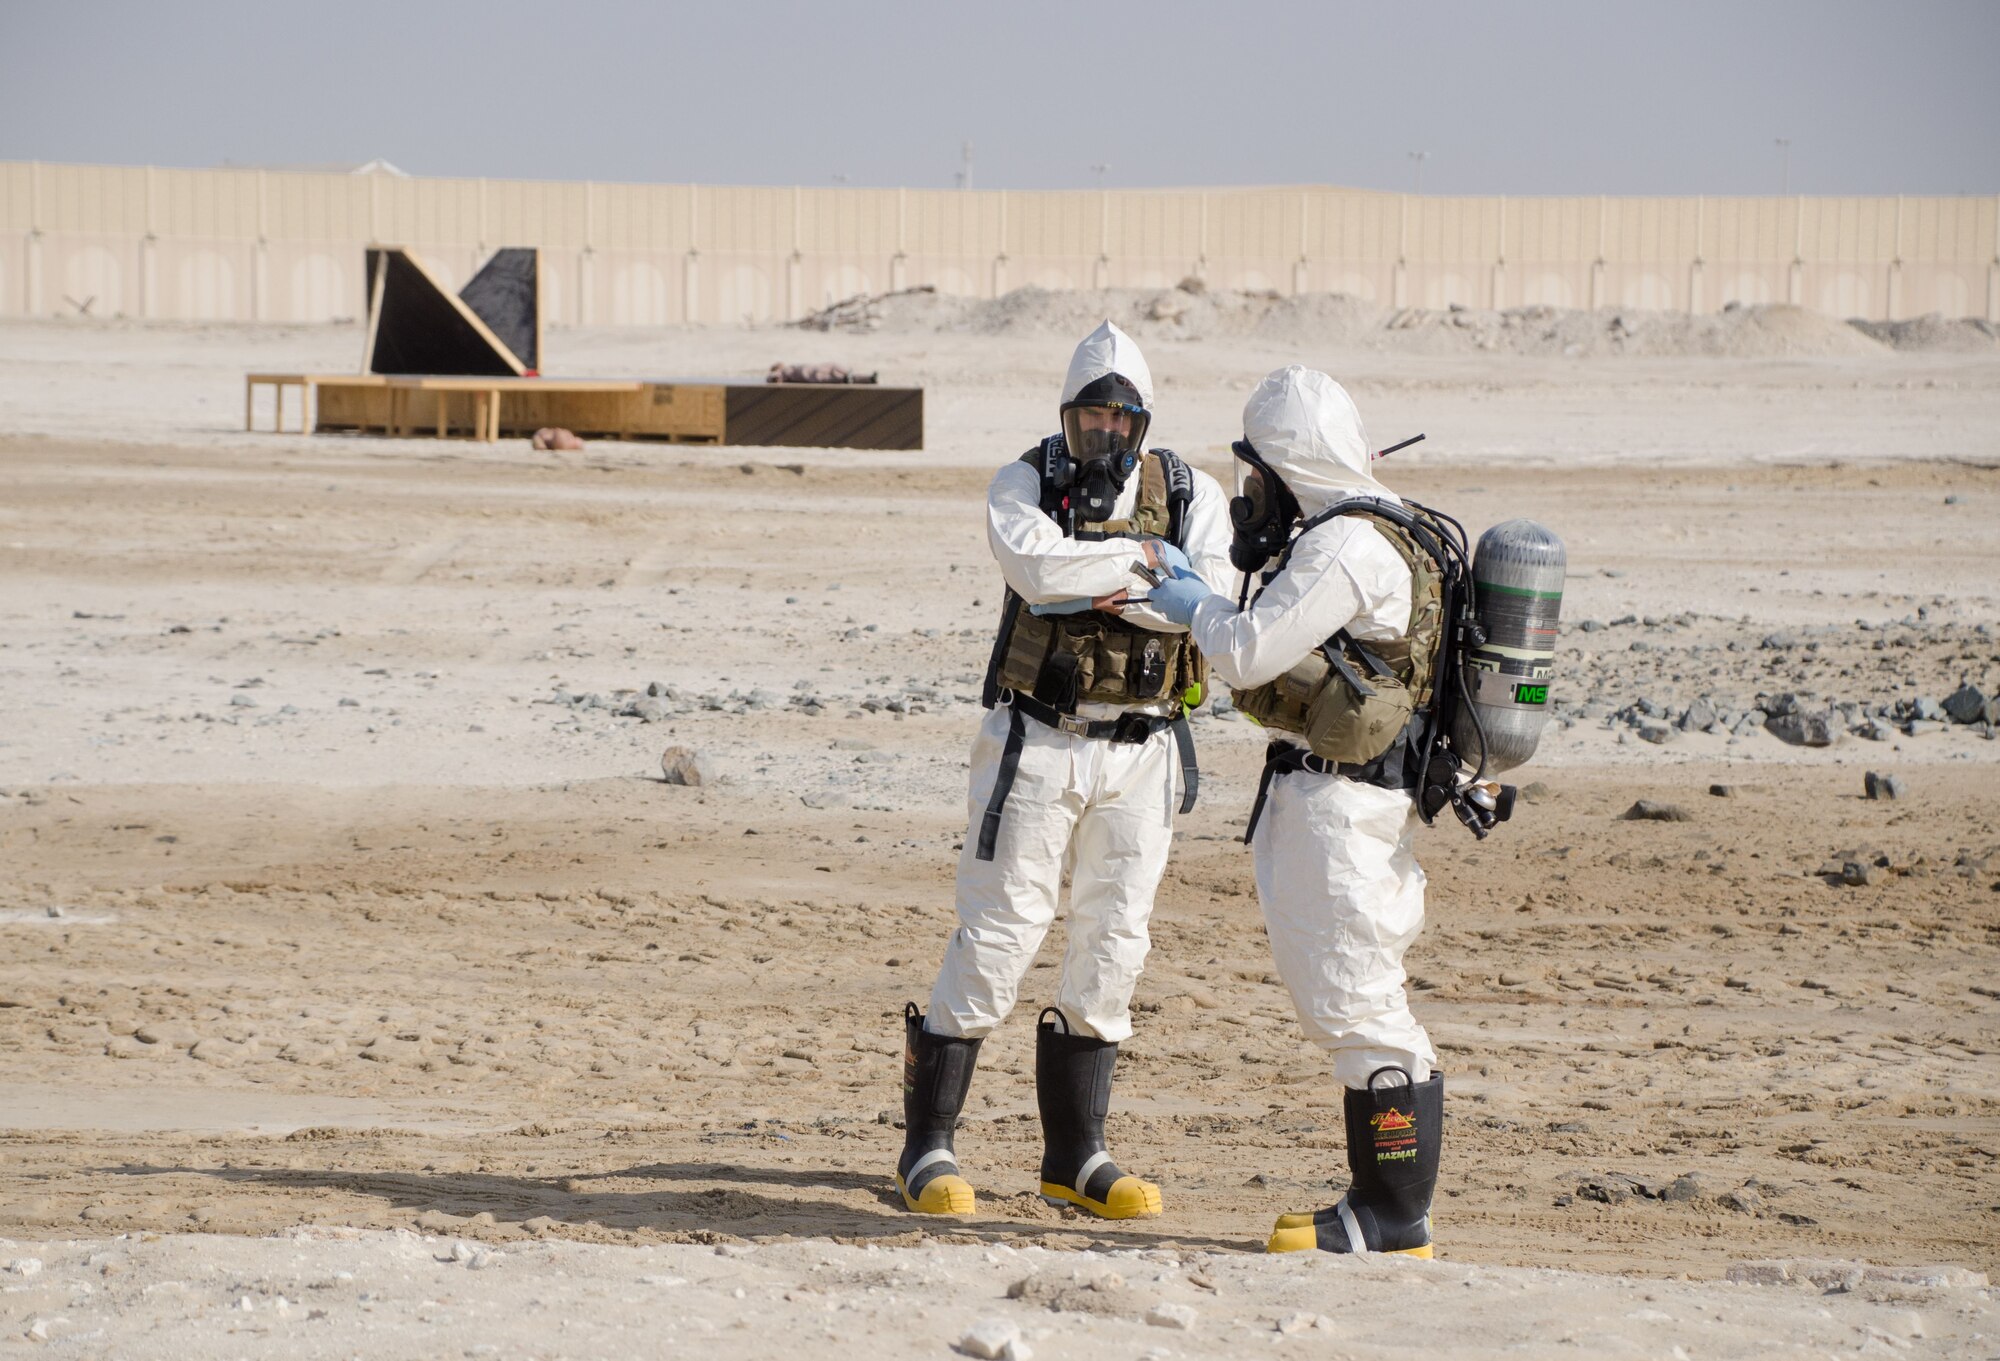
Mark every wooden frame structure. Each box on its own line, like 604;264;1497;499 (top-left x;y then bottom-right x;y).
242;246;921;449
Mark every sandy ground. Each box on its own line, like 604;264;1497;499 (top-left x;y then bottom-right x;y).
1;318;1997;1357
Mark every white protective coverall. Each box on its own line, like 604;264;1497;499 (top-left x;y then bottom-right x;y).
1185;366;1439;1087
926;322;1235;1042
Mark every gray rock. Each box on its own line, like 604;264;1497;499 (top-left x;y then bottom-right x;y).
1146;1303;1198;1331
1763;692;1804;717
1766;710;1838;747
1839;860;1874;887
1661;1173;1706;1203
1716;1187;1763;1215
1903;719;1947;737
1908;696;1948;723
1577;619;1605;632
229;693;258;708
1636;697;1669;719
1857;718;1896;741
1635;721;1676;745
1622;800;1692;822
1760;632;1797;650
1679;697;1719;732
958;1319;1022;1359
1708;784;1734;798
1943;682;1994;724
1863;771;1905;801
659;746;712;786
629;697;670;723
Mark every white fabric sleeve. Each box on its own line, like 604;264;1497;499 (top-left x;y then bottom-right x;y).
987;460;1147;605
1118;468;1238;634
1187;519;1390;691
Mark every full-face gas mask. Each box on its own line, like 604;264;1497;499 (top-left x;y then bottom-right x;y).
1053;372;1151;522
1227;438;1301;573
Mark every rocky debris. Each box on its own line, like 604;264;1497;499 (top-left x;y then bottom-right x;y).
1863;771;1905;801
1622;800;1691;822
1944;682;1994;725
1634;720;1676;745
1849;313;2000;352
1728;1257;1987;1290
1576;1172;1702;1205
1766;709;1838;747
1716;1186;1764;1215
957;1319;1028;1360
1145;1301;1199;1330
1839;861;1875;888
1276;1311;1331;1335
659;747;712;787
1708;784;1734;798
1007;1266;1140;1318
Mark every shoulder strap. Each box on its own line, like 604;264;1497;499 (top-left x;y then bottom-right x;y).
1020;435;1070;526
1150;448;1193;546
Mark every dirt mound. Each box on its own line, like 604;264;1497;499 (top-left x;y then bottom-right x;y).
800;287;1906;359
1850;313;2000;353
1379;301;1888;358
798;283;1384;345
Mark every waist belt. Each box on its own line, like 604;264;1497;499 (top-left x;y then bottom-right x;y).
974;690;1199;862
1242;740;1394;845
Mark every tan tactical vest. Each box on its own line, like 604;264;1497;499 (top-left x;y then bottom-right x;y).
988;450;1209;712
1230;508;1445;764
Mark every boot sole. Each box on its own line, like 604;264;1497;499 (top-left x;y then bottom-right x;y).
896;1172;975;1215
1038;1177;1162;1220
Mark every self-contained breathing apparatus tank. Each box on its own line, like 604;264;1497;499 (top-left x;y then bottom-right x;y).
1453;520;1565;774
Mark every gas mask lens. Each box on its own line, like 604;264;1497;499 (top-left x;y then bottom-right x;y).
1060;403;1146;462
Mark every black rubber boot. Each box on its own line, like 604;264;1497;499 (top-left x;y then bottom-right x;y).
895;1003;982;1214
1267;1068;1442;1256
1034;1008;1161;1219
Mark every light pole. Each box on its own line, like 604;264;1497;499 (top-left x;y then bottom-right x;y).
1089;163;1109;186
1407;150;1428;195
1775;138;1791;194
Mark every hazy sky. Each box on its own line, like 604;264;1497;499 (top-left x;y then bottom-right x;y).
3;0;1995;195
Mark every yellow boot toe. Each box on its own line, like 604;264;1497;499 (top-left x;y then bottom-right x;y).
897;1171;975;1215
1039;1174;1163;1220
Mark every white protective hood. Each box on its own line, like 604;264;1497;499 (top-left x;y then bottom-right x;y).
1241;365;1393;516
1062;320;1154;408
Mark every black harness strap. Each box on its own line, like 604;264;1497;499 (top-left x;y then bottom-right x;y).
1242;737;1416;845
1171;713;1198;815
975;706;1029;862
975;693;1189;861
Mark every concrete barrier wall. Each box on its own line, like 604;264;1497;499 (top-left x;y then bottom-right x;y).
3;161;1995;326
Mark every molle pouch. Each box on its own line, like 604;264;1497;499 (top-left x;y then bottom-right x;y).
1033;647;1084;712
1084;627;1132;703
1304;666;1415;765
999;610;1056;693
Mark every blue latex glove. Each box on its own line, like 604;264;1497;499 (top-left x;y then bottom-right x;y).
1145;573;1215;627
1029;597;1095;617
1151;540;1192;579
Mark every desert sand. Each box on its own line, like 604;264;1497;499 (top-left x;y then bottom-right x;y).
0;303;1996;1356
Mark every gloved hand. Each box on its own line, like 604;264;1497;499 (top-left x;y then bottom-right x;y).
1144;573;1215;627
1146;539;1193;579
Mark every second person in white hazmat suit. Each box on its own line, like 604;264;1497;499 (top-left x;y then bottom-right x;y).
1146;365;1445;1257
894;321;1235;1220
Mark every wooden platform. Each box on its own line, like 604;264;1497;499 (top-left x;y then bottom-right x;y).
249;374;922;449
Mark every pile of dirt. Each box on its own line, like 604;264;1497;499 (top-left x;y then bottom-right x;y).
799;286;1909;359
1850;313;2000;352
1377;301;1889;358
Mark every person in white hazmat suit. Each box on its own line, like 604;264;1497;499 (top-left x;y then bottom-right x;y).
895;321;1234;1220
1146;365;1445;1257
